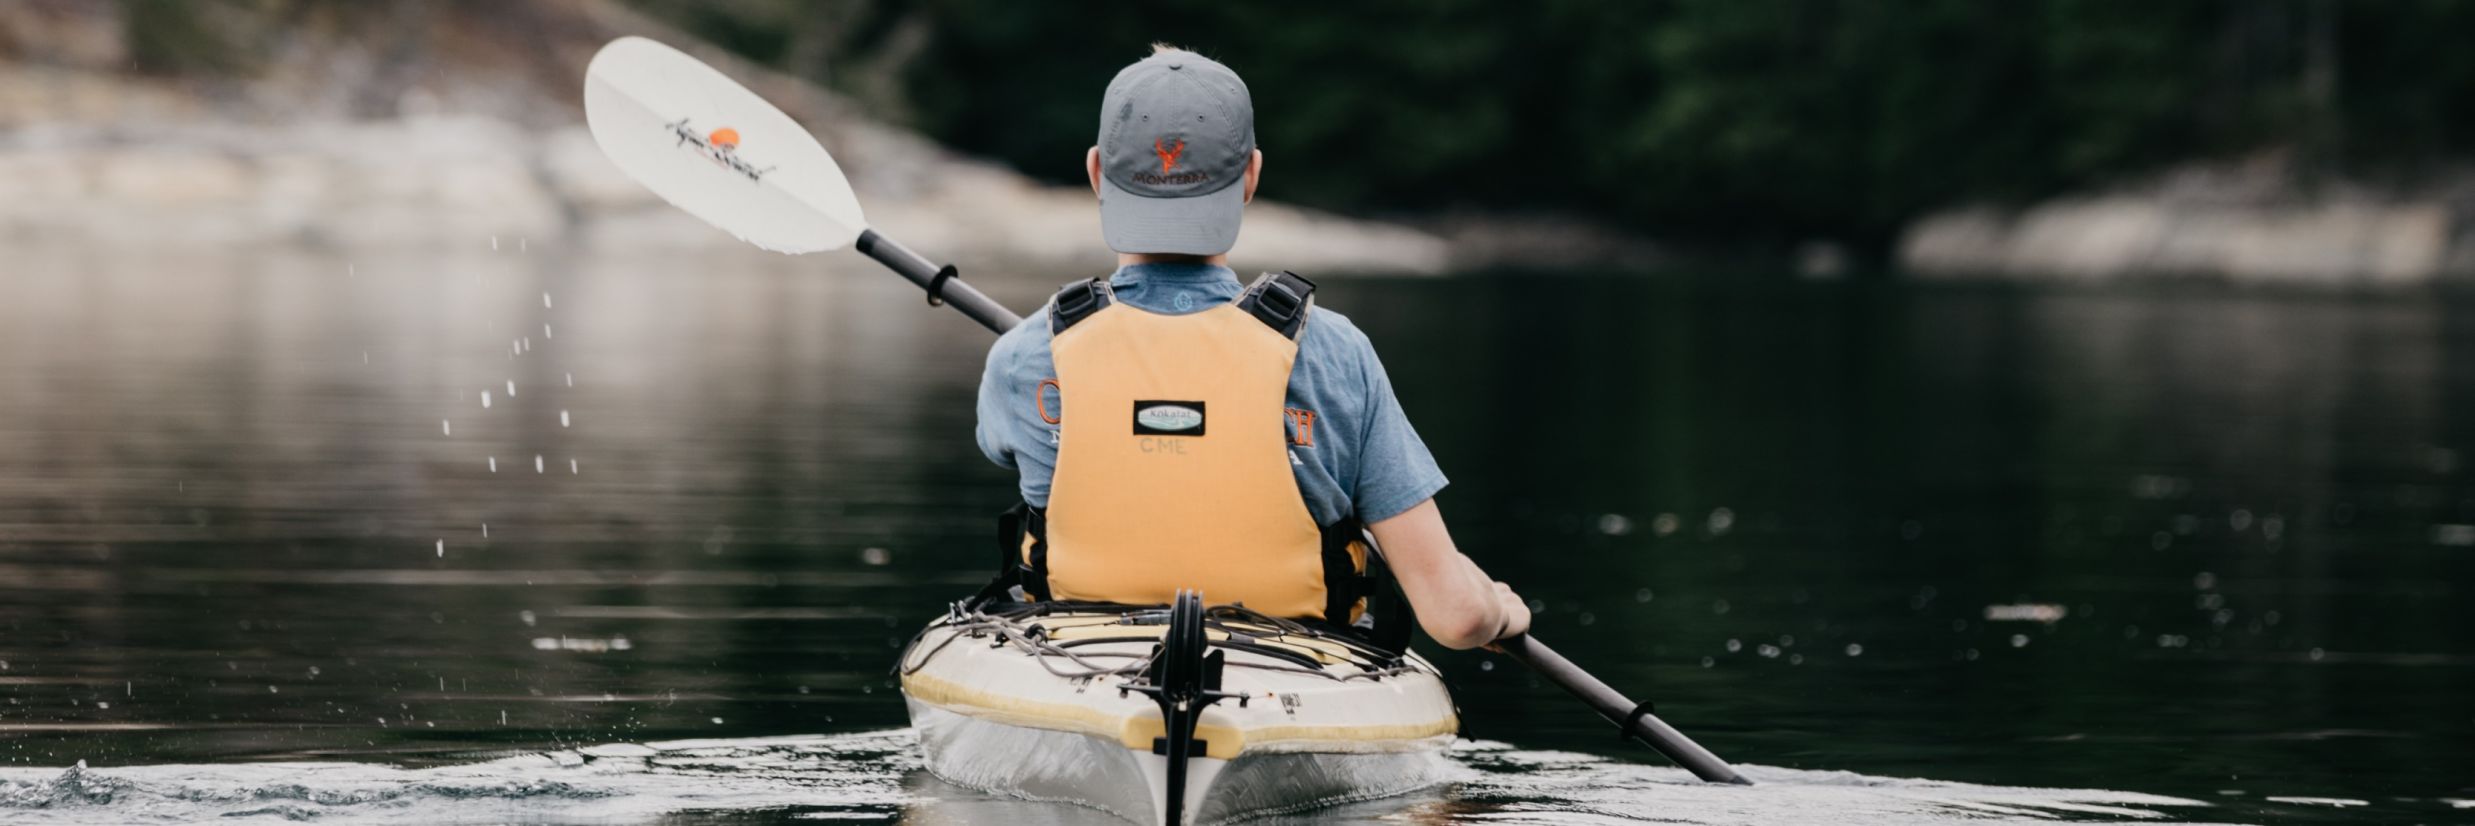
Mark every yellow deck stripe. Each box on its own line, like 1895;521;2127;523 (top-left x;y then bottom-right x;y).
901;670;1457;760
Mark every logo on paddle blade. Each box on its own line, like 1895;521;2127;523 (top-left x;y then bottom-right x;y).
666;118;774;183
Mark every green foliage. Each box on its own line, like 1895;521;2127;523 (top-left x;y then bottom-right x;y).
124;0;263;76
639;0;2475;247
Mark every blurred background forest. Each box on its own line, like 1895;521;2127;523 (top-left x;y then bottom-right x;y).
10;0;2473;279
629;0;2475;254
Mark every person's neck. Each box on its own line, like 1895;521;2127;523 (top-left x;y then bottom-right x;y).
1119;253;1229;268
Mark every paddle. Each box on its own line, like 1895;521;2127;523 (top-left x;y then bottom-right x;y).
583;36;1020;334
583;35;1751;786
1498;635;1752;784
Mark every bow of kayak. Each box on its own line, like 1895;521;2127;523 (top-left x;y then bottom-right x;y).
899;603;1458;825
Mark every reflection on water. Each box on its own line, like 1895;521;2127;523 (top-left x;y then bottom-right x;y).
1;246;2470;824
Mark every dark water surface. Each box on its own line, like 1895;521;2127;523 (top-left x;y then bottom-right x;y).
1;247;2469;824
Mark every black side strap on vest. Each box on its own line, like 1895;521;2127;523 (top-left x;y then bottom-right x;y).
1050;278;1116;335
1358;534;1417;655
1237;271;1315;339
971;503;1052;610
1318;518;1379;634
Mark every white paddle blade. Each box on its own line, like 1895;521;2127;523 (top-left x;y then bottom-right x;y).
584;36;867;254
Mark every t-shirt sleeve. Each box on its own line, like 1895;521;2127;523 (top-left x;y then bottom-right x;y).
975;311;1047;471
1347;330;1448;523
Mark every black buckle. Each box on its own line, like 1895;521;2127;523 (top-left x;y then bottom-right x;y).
1050;278;1113;334
1240;271;1316;339
1257;281;1302;322
1055;282;1097;317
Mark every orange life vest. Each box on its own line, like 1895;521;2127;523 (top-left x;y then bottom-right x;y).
1018;272;1369;622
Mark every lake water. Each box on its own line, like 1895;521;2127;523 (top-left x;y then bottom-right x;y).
1;246;2468;824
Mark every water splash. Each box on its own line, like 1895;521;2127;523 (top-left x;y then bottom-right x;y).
0;734;2261;825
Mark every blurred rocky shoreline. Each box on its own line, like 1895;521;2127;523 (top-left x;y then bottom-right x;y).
1898;154;2475;287
0;0;1515;276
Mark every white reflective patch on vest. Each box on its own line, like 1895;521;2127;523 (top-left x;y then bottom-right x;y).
1132;401;1206;435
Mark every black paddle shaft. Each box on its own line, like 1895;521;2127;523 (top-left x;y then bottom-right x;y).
1497;634;1753;785
855;229;1023;334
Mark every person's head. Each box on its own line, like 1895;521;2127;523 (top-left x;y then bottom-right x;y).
1087;44;1262;261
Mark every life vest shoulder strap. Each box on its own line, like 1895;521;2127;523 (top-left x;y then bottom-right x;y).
1049;277;1117;335
1237;271;1316;340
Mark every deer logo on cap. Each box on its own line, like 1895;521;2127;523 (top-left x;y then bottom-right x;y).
1154;138;1186;174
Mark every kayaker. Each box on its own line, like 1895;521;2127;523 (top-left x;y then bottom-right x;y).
974;45;1529;651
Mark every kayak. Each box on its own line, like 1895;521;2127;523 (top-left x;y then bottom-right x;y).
898;593;1458;825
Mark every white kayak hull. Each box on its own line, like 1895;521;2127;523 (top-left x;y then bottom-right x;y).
899;607;1457;825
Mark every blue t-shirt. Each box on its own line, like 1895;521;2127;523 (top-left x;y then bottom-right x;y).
976;262;1446;526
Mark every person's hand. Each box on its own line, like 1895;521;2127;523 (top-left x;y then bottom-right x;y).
1482;582;1531;652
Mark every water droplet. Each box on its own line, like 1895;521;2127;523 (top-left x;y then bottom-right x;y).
481;523;489;538
860;547;891;566
543;323;553;340
2010;634;2030;648
1707;507;1736;536
518;610;536;627
442;419;452;436
512;340;522;356
560;410;570;427
435;539;444;557
1651;513;1679;536
491;236;499;251
565;372;574;387
1478;660;1494;672
543;292;553;309
534;455;544;474
1633;588;1654;603
569;459;578;474
488;457;497;473
1845;643;1864;656
710;717;725;725
1596;514;1633;536
1725;639;1742;653
481;391;492;409
506;380;517;397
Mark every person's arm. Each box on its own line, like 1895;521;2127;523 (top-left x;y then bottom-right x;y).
1369;498;1530;650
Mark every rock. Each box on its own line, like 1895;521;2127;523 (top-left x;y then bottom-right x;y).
1899;156;2461;286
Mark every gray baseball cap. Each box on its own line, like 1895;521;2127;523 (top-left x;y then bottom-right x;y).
1096;49;1255;255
